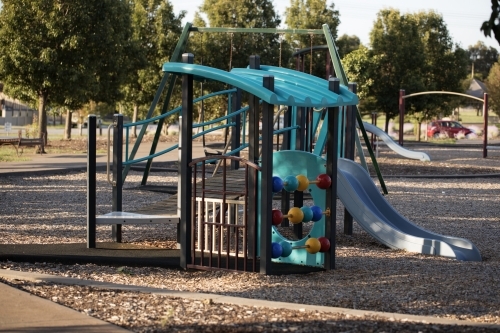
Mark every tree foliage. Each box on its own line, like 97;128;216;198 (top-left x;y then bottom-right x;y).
466;41;499;80
284;0;340;78
121;0;185;135
0;0;134;142
486;62;500;114
336;34;361;59
481;0;500;46
191;0;284;120
348;9;468;131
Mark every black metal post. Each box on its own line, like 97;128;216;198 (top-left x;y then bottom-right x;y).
87;115;97;248
325;78;340;270
343;83;356;235
112;114;123;242
248;55;261;259
180;53;194;269
483;93;489;158
399;90;405;146
260;75;275;275
231;88;242;170
280;106;292;221
292;107;306;239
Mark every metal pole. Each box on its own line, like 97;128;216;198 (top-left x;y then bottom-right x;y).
231;88;242;170
399;89;405;146
325;78;340;270
248;55;261;260
343;83;356;236
112;114;123;242
260;75;275;275
180;53;194;269
483;93;489;158
371;112;377;150
87;115;97;248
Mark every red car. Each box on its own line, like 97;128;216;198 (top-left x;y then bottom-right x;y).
427;120;473;139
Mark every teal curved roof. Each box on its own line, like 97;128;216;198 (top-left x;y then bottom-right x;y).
162;62;358;108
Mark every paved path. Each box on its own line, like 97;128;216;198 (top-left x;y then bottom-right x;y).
0;141;211;176
0;281;131;332
1;269;499;331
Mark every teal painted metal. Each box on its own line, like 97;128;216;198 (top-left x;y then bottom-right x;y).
193;106;248;127
193;123;235;139
313;112;328;156
190;27;325;35
271;151;329;267
162;63;357;108
123;144;179;166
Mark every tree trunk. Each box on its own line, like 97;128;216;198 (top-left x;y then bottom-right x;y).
132;103;138;138
38;93;48;151
64;109;72;140
417;121;422;142
384;115;390;133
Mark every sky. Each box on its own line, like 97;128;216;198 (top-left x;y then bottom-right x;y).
169;0;498;50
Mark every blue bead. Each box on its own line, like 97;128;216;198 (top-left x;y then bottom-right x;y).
272;176;284;193
283;175;299;192
311;205;323;222
271;242;283;258
301;206;313;222
280;241;292;257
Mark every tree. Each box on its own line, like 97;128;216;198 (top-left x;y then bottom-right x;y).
486;62;500;114
353;9;468;133
368;9;426;132
284;0;340;77
467;41;499;80
0;0;134;144
122;0;185;137
192;0;284;120
336;34;361;59
481;0;500;46
342;46;379;113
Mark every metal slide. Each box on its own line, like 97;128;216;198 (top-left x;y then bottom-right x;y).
337;158;481;261
362;122;431;161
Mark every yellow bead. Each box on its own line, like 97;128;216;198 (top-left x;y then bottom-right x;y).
295;174;309;192
305;238;321;254
288;207;304;224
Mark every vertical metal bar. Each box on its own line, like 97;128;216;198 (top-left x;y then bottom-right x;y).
112;114;123;242
247;56;260;259
280;106;291;222
325;78;340;270
260;75;275;275
87;115;97;248
483;93;489;158
399;90;405;146
180;53;194;269
343;83;356;236
192;163;197;265
231;88;242;170
292;107;305;238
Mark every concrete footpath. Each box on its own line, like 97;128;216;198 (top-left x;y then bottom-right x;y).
0;281;131;332
0;141;211;176
0;269;500;332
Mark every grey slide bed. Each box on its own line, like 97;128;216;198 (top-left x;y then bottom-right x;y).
337;158;481;261
362;122;431;161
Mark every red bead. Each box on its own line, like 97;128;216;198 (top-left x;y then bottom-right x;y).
316;174;332;189
318;236;330;252
272;209;283;226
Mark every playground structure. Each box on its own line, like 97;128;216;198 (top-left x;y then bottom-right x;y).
86;23;481;275
398;89;498;157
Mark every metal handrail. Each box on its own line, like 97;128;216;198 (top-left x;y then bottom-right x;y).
106;124;115;186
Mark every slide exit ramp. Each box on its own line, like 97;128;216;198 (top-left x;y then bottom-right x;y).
362;122;431;162
337;158;481;261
